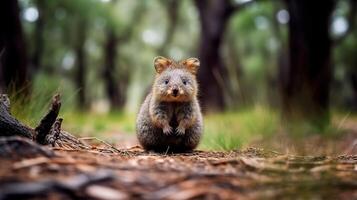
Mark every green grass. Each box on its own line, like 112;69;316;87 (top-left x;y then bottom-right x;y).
61;111;136;137
7;76;354;152
7;85;280;151
8;73;356;152
200;106;279;150
58;107;278;151
9;73;77;126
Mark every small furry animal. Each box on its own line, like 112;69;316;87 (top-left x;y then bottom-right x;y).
136;56;203;153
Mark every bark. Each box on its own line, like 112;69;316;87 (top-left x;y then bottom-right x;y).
0;0;29;94
45;118;90;149
35;94;61;144
281;0;335;127
75;20;87;110
0;94;60;141
0;93;90;149
0;94;33;139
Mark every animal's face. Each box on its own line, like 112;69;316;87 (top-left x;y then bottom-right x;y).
154;69;197;102
153;57;200;102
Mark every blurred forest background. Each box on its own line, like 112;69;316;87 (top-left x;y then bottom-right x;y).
0;0;357;151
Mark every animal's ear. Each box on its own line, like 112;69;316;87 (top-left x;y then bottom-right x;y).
181;58;200;75
154;56;172;74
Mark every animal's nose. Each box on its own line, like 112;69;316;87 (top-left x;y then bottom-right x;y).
172;88;179;97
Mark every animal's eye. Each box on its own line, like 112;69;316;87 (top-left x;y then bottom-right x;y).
164;79;169;84
182;80;188;85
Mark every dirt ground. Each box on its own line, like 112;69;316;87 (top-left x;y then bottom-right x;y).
0;137;356;200
2;94;356;199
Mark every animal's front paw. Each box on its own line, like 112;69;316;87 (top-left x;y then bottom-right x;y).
163;125;173;135
176;126;186;135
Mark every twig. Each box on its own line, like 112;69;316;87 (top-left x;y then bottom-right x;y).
79;137;121;153
13;157;50;169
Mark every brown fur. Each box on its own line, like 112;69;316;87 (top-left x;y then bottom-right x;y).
136;56;203;153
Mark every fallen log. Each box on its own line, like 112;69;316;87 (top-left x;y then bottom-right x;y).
35;94;61;145
46;118;91;150
0;94;34;139
0;94;89;149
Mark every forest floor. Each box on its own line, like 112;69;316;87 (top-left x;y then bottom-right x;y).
2;95;357;199
0;133;356;200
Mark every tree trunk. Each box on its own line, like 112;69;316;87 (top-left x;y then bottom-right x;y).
345;1;357;111
349;73;357;110
103;29;122;109
75;20;87;110
102;1;146;110
0;0;29;95
194;0;233;112
281;0;335;128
